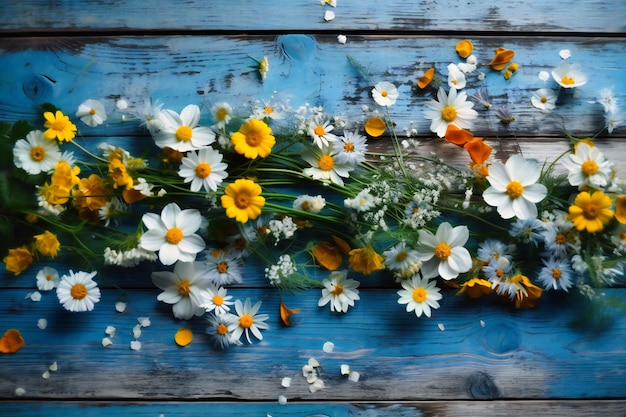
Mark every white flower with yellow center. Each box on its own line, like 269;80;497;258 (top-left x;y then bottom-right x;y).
308;117;338;148
397;275;442;318
425;87;478;138
293;194;326;213
561;142;613;190
13;130;61;175
302;145;354;186
206;313;241;349
201;285;234;316
203;249;244;286
551;62;587;88
372;81;399;107
331;130;367;166
56;270;101;312
151;261;213;320
178;147;228;192
415;222;472;280
317;270;360;313
36;266;60;291
447;63;466;90
531;88;557;112
140;202;206;265
154;104;215;152
210;102;233;129
483;155;548;220
230;298;269;344
383;241;420;272
76;99;107;127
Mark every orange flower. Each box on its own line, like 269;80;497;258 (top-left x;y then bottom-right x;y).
458;278;493;299
417;67;435;89
615;196;626;224
0;329;25;353
464;137;492;165
444;124;473;146
313;241;343;270
455;39;473;58
279;301;301;326
364;117;386;137
487;47;515;71
3;246;33;276
34;231;61;258
348;244;383;275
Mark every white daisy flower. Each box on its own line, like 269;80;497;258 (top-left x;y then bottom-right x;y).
383;241;420;272
372;81;399;107
308;117;338;148
151;261;213;320
597;87;618;114
561;142;613;190
302;145;354;186
293;194;326;213
551;62;587;88
447;63;466;90
397;275;442;318
75;99;107;127
13;130;61;175
537;257;574;291
344;188;380;212
178;147;229;192
531;88;557;112
56;270;101;312
230;298;270;344
249;100;285;121
482;155;548;220
153;104;215;152
210;102;233;129
139;202;206;265
483;256;513;287
330;130;367;166
36;266;60;291
205;313;241;349
425;87;478;138
203;249;244;286
415;222;472;280
137;98;164;133
317;270;360;313
201;285;235;316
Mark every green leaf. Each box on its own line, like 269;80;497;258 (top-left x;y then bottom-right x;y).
8;120;34;142
0;121;11;137
0;173;9;207
40;102;59;114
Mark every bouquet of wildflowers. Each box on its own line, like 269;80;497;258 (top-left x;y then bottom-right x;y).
2;40;625;351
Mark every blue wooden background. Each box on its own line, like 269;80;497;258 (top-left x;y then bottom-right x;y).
1;1;626;415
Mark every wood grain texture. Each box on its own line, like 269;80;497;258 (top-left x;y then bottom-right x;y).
1;0;625;33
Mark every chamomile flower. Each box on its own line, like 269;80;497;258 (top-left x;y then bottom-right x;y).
537;257;574;291
151;261;213;320
416;222;472;280
372;81;399;107
206;313;241;349
561;142;613;190
154;104;215;152
293;194;326;213
178;148;229;192
56;270;101;312
75;99;107;127
302;145;354;186
318;270;360;313
308;117;338;148
231;298;270;344
330;131;367;166
139;202;206;265
201;285;235;315
476;239;511;264
447;63;466;90
36;266;60;291
397;275;442;318
203;249;244;286
210;102;233;129
482;256;513;287
13;130;61;175
551;62;587;88
509;217;545;245
425;87;478;138
541;216;577;258
483;155;548;220
598;87;618;114
383;241;420;272
531;88;557;112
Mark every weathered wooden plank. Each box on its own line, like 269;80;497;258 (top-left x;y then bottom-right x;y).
1;288;625;400
1;0;625;33
1;35;623;140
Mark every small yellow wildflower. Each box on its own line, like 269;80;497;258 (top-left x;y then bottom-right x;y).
34;231;61;258
3;246;33;276
348;244;384;275
43;110;77;142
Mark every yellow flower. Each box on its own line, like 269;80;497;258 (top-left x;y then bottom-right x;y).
39;182;71;206
75;174;108;211
43;110;77;142
511;275;543;309
231;119;276;159
3;246;33;276
458;278;493;298
34;231;61;258
109;158;134;190
348;244;383;275
568;190;614;233
615;195;626;224
51;160;80;190
221;179;265;223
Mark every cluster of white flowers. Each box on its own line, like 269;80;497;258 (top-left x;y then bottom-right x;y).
403;189;441;229
265;254;297;286
268;216;298;244
103;246;158;267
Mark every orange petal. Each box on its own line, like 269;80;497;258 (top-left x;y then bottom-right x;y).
444;125;473;146
488;48;515;71
174;328;193;347
365;117;386;137
464;137;493;165
455;39;473;58
312;241;343;270
279;301;301;327
332;235;352;255
122;188;147;204
0;329;25;354
615;196;626;224
417;67;435;89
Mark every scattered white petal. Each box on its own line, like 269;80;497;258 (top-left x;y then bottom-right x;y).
308;357;320;367
309;379;325;393
477;72;485;81
133;324;142;339
438;323;445;331
480;320;486;327
102;337;113;347
306;373;318;384
116;99;128;110
105;326;116;337
324;10;335;21
340;364;351;375
559;49;571;60
15;387;26;396
337;34;347;44
42;371;50;379
37;318;48;330
539;71;550;81
323;341;335;353
281;377;292;388
278;395;288;405
130;340;142;351
348;371;361;382
137;317;151;327
157;188;167;197
115;301;127;313
49;362;58;372
27;291;42;302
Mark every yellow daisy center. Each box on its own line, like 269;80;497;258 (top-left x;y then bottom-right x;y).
506;181;524;199
195;162;212;179
89;108;96;115
216;323;228;335
46;274;53;281
176;125;193;142
234;192;251;209
583;203;599;220
561;76;576;85
30;146;46;161
178;280;191;296
318;155;335;171
396;252;407;262
331;284;344;296
314;125;325;136
53;119;67;131
496;269;504;278
434;243;451;260
301;201;311;211
581;160;599;176
165;227;184;245
555;233;566;244
245;132;261;147
441;105;457;122
239;314;254;328
540;97;547;103
212;295;224;306
344;142;355;153
552;269;562;279
70;283;88;300
381;90;388;97
216;108;228;121
264;107;273;115
412;287;427;303
217;262;229;273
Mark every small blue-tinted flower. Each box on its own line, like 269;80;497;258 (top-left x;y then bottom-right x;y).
477;239;511;263
537;257;574;291
482;256;513;287
510;218;545;245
